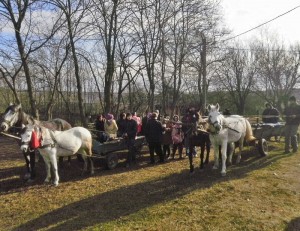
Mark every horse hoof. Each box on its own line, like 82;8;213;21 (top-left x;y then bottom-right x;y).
213;165;218;170
221;172;226;177
26;178;35;183
53;182;59;187
23;173;31;180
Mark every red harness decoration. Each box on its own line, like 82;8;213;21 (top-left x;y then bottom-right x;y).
30;130;41;149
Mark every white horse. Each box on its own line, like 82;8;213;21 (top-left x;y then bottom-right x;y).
207;104;256;176
20;124;94;186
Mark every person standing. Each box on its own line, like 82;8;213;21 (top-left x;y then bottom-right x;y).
145;112;165;164
283;96;300;153
117;112;127;138
132;112;142;135
169;115;184;159
123;113;138;167
161;117;172;159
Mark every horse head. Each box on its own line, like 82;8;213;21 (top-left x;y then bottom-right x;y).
20;124;41;153
1;104;22;132
207;103;224;134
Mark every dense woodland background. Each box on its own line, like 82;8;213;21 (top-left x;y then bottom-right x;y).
0;0;300;126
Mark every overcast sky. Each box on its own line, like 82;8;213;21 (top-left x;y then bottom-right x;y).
221;0;300;45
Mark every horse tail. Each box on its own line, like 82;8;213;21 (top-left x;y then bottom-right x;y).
245;118;256;141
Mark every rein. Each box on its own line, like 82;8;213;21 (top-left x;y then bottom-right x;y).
208;116;240;134
0;132;21;140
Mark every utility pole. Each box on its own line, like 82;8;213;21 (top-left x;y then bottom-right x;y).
200;32;207;112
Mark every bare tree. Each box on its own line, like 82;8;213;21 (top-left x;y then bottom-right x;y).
130;0;172;111
0;0;62;117
47;0;93;126
89;0;129;113
214;44;257;114
252;39;300;109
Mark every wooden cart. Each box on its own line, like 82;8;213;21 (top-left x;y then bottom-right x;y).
91;136;147;169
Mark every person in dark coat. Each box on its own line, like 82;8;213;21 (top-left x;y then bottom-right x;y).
123;113;138;167
145;112;165;164
94;114;108;143
283;96;300;153
262;103;280;123
141;110;150;135
117;112;127;137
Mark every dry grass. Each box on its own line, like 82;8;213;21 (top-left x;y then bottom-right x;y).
0;136;300;231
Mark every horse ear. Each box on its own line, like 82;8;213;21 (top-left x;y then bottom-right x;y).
216;103;220;111
207;104;211;111
21;124;25;129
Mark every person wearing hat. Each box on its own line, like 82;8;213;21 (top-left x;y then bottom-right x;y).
262;102;280;124
104;113;118;140
283;96;300;153
145;112;165;164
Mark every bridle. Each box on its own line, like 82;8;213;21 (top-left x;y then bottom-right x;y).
208;112;224;134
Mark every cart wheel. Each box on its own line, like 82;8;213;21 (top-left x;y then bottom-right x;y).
106;153;118;170
258;138;268;156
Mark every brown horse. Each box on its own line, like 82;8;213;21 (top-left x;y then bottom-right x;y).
181;110;210;173
1;104;72;181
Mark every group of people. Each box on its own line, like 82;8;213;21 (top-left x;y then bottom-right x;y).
93;108;200;167
262;96;300;154
94;112;141;167
93;95;300;168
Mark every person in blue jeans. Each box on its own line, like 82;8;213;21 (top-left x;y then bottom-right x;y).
283;96;300;153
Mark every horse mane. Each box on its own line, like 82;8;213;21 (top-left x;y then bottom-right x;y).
15;107;35;127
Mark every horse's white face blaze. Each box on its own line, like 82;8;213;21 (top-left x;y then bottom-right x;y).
1;105;20;131
20;126;33;152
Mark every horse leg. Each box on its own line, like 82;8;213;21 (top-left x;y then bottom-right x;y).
199;143;205;170
236;141;243;164
212;142;219;170
29;150;36;180
220;141;228;176
227;142;235;165
88;156;94;175
81;155;88;175
87;145;95;175
205;137;210;164
188;145;194;173
42;155;51;184
49;153;59;186
23;151;31;180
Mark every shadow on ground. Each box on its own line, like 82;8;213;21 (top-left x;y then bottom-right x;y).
12;147;290;231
